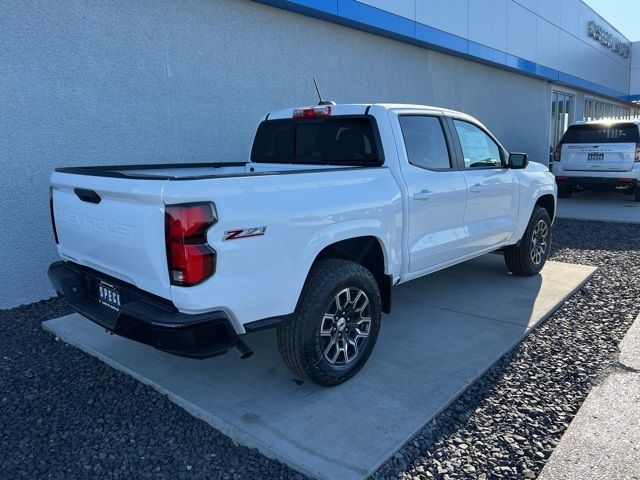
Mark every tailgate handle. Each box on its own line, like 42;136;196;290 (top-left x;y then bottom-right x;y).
74;188;101;204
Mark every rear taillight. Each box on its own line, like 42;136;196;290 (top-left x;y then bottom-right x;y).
635;143;640;162
553;146;562;162
49;187;59;244
292;105;331;119
165;203;217;286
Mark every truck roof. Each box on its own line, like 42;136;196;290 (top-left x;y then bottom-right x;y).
265;103;474;122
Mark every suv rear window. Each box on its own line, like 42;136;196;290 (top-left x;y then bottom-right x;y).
251;116;382;165
560;123;640;144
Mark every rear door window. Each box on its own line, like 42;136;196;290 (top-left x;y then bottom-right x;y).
561;124;640;144
399;116;451;170
251;117;381;165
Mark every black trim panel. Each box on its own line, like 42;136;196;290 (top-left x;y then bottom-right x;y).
47;261;239;359
556;176;637;190
55;162;247;180
244;314;293;332
55;164;386;181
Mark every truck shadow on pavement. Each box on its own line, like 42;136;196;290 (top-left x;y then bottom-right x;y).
43;253;595;480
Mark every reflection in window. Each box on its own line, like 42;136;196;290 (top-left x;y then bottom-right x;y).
584;98;640;121
453;120;502;168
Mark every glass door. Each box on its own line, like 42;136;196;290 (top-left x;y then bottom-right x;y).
549;90;574;165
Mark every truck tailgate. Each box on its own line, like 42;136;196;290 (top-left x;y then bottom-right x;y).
51;172;171;299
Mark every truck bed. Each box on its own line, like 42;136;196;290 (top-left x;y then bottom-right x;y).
50;160;388;303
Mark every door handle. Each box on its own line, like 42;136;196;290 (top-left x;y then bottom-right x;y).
413;189;433;201
74;188;101;204
469;183;484;193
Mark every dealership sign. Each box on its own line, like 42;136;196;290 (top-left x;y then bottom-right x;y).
588;21;630;58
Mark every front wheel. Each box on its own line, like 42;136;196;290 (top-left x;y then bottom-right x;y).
277;259;382;387
504;206;552;276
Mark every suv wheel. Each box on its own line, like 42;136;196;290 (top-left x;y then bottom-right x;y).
504;206;552;276
277;259;382;387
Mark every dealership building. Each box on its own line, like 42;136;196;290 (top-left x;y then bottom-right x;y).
2;0;640;309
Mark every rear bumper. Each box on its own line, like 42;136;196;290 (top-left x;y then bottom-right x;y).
47;261;250;359
555;175;637;190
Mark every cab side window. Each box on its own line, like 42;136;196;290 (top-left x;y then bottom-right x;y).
399;116;451;170
453;120;503;168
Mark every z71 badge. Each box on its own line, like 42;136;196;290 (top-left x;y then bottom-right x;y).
223;227;266;241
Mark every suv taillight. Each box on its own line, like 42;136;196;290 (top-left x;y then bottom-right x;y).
165;203;217;286
553;146;562;162
636;143;640;162
49;187;59;244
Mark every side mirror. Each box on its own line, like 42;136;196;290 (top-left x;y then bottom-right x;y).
508;152;529;169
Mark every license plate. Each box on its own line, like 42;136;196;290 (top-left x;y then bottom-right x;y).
588;153;604;161
98;281;121;311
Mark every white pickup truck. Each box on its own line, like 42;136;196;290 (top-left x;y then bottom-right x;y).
48;103;556;386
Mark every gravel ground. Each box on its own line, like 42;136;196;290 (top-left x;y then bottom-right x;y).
373;218;640;480
1;218;638;480
0;300;304;480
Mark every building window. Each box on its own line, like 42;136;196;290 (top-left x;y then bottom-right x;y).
550;91;574;163
584;98;639;121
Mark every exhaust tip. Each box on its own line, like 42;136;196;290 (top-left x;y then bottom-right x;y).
235;338;254;359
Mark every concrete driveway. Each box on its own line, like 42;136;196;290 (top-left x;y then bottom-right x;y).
557;191;640;223
43;255;595;480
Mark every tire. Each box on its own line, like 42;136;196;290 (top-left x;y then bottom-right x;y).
635;186;640;203
277;259;382;387
557;186;571;198
504;206;552;277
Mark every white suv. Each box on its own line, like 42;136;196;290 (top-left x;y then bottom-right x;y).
552;120;640;202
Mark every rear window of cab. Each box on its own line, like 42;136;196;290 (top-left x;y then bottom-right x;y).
251;116;382;166
560;123;640;144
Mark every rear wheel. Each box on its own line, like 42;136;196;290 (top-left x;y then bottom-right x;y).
277;259;382;387
504;206;552;276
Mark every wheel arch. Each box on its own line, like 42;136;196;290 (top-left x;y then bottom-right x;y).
535;193;556;222
309;235;393;314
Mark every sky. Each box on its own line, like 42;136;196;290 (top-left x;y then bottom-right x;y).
583;0;640;41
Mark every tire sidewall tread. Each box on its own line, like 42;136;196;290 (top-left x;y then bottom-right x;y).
277;259;382;387
504;206;552;277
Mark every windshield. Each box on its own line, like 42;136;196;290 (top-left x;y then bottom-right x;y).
560;123;640;144
251;116;382;165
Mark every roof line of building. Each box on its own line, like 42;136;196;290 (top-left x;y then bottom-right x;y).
253;0;636;103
